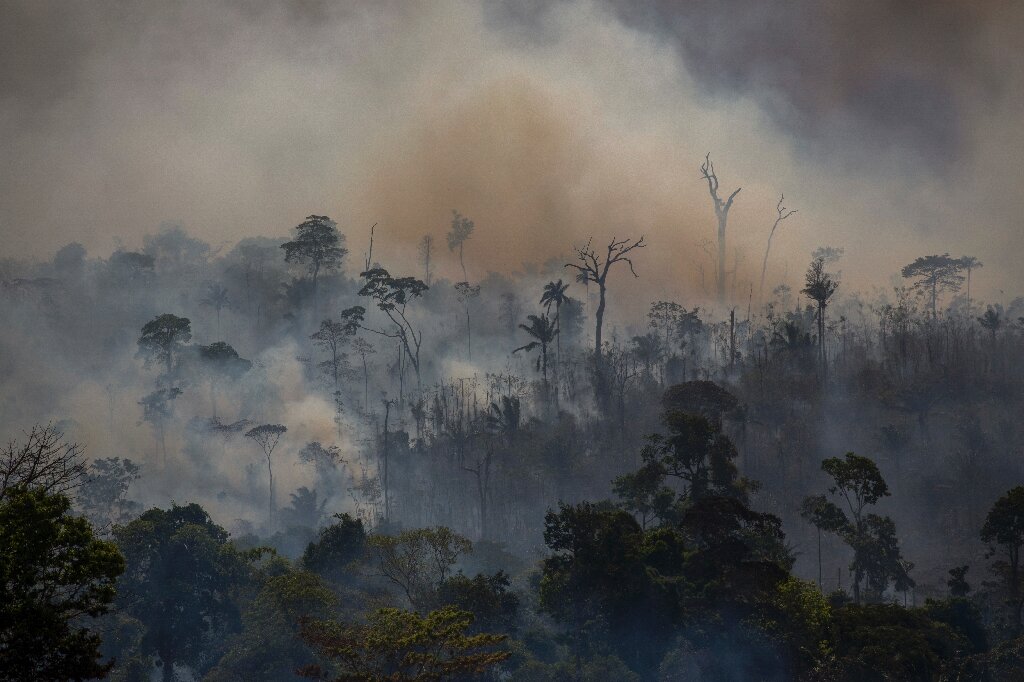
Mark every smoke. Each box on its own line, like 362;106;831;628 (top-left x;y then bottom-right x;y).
1;0;1023;312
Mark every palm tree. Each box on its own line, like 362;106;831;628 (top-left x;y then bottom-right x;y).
513;314;558;392
200;283;230;337
540;279;570;373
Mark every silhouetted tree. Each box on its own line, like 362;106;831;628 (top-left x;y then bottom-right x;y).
982;486;1024;629
700;153;742;303
760;193;798;298
245;424;287;528
454;281;481;361
801;257;839;370
200;282;230;336
901;254;964;319
514;314;558;394
352;267;429;391
447;210;474;281
565;235;645;372
281;215;347;313
138;314;192;376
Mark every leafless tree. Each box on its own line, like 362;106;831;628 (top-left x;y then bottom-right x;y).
759;194;798;298
565;235;646;366
0;424;86;500
700;153;742;303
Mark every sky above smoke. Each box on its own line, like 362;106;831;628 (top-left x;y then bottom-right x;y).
2;0;1022;306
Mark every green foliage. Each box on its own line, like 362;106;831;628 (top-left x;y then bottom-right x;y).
368;527;472;611
981;486;1024;629
0;487;124;681
825;604;968;682
435;571;519;634
302;513;367;584
298;605;509;681
206;570;337;682
113;503;254;679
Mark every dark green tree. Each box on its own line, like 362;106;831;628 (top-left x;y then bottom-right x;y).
137;314;192;376
981;486;1024;630
113;503;252;682
281;215;347;312
0;487;124;681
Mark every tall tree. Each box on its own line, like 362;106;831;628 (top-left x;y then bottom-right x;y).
454;281;481;361
199;282;230;337
197;341;251;419
310;316;358;389
699;153;742;303
352;337;376;411
138;314;192;376
419;234;434;286
513;314;558;395
245;424;288;528
759;193;798;298
540;279;570;373
447;210;474;281
802;453;910;604
281;215;347;313
801;257;839;370
900;254;964;319
351;267;429;391
981;486;1024;630
0;487;124;681
114;503;251;682
959;255;983;312
565;236;646;368
139;387;182;466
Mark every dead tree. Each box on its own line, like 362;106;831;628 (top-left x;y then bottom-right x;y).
700;153;741;303
759;193;798;298
565;236;646;366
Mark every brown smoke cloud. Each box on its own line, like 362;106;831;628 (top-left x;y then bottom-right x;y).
1;0;1023;311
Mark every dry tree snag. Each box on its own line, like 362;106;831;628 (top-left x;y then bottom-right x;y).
759;193;798;299
700;153;741;304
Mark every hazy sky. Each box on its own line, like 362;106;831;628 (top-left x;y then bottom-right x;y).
2;0;1022;304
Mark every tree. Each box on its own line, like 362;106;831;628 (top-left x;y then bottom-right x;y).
801;257;839;370
564;235;645;369
802;453;911;604
978;304;1003;343
197;341;251;419
199;282;230;337
137;314;192;376
138;387;182;466
77;457;141;532
759;193;798;298
353;268;429;391
959;255;983;312
419;235;433;286
540;279;570;372
368;527;472;612
513;314;558;394
302;513;367;584
245;424;288;528
281;215;348;312
454;281;481;361
114;503;252;682
352;338;376;411
981;486;1024;629
207;570;337;682
699;153;742;303
0;423;86;501
0;487;124;681
900;254;964;319
948;565;971;598
311;317;358;388
498;292;522;335
298;606;509;681
447;210;474;281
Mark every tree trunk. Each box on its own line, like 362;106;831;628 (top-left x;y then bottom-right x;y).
266;453;275;529
717;214;727;303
